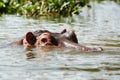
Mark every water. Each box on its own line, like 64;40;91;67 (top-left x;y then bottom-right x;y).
0;1;120;80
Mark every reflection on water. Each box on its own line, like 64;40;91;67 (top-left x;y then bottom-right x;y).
0;1;120;80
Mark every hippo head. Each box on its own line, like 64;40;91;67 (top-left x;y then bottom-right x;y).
24;32;58;49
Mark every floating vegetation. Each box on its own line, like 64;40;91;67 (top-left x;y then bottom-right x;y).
0;0;89;17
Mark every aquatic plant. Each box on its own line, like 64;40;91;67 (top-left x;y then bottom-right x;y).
0;0;89;17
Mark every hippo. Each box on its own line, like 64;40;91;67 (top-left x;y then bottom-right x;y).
15;29;103;52
15;29;77;49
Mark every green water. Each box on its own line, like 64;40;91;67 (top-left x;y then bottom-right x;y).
0;1;120;80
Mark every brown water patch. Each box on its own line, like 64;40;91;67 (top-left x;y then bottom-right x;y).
59;67;100;72
99;39;120;43
101;62;120;66
102;66;120;71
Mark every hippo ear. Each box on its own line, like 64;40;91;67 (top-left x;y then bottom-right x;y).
26;32;37;45
68;30;78;43
61;29;66;34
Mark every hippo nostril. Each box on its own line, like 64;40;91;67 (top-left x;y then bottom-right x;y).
41;38;47;43
45;42;52;45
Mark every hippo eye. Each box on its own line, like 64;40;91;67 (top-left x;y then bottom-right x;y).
41;38;47;43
